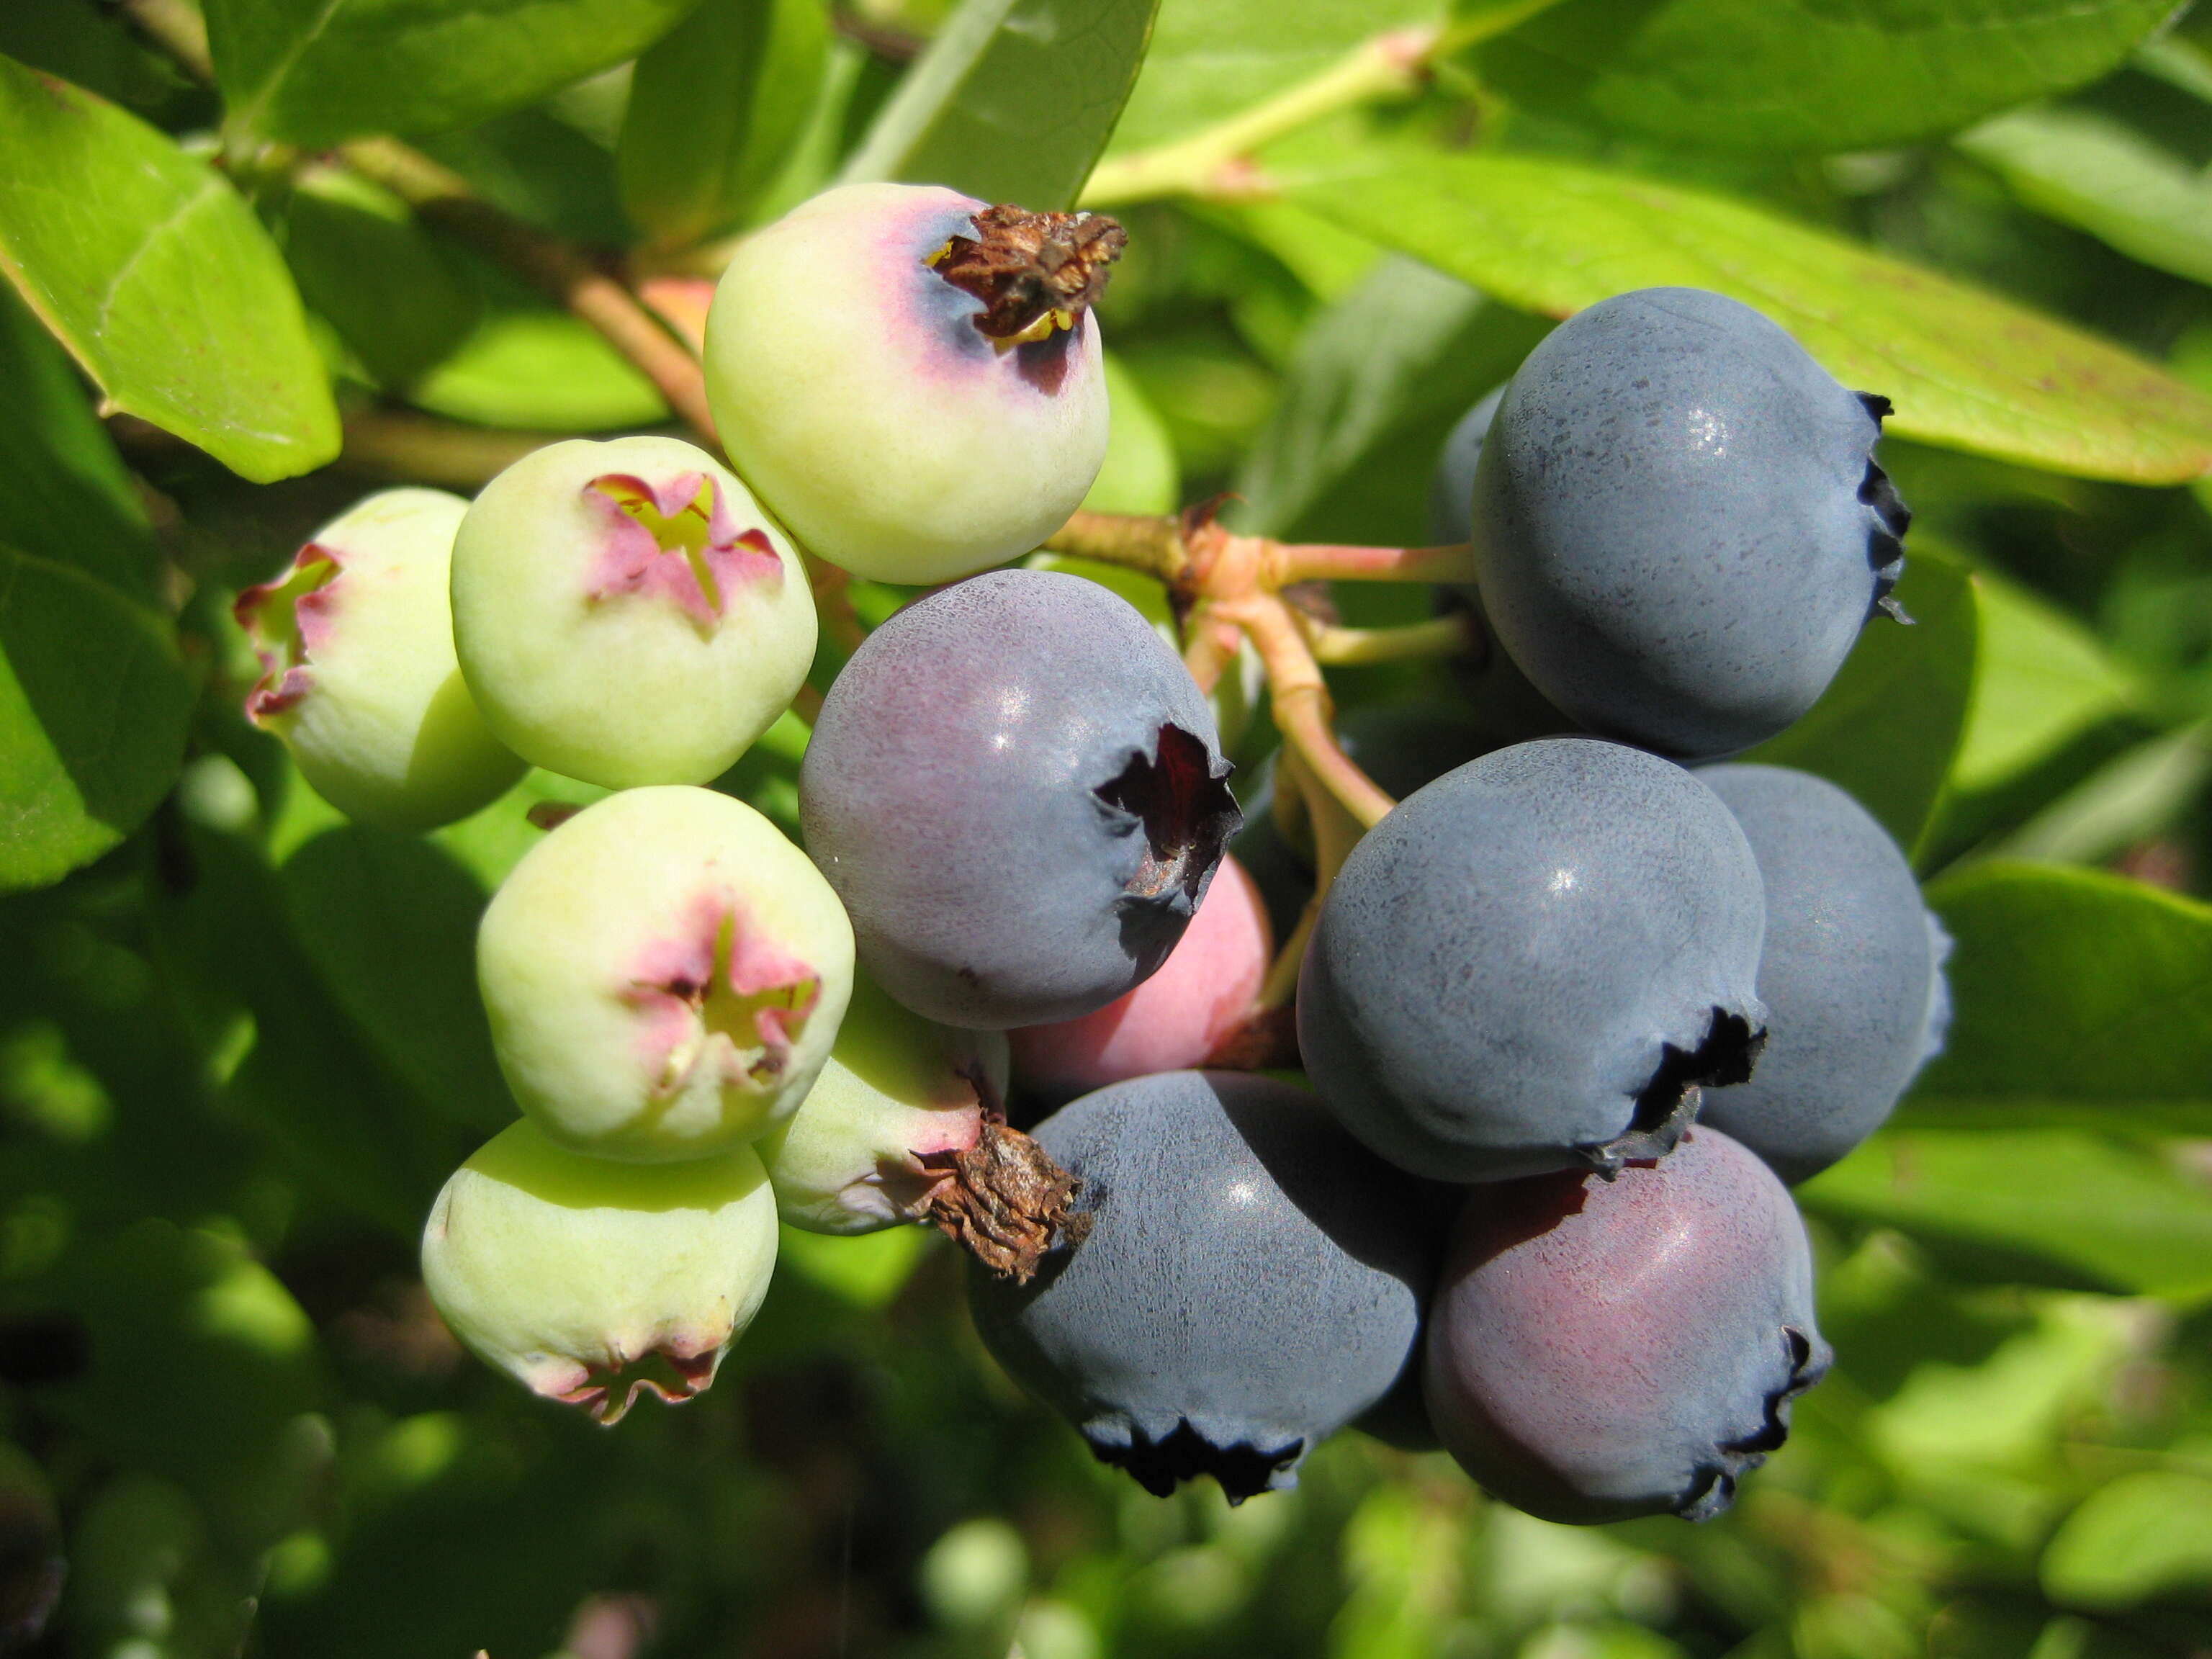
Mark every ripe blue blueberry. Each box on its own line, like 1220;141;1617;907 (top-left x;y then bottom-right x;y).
1298;737;1768;1182
967;1071;1434;1501
1694;764;1951;1184
1427;385;1503;546
800;570;1241;1029
1470;287;1909;760
1426;1126;1830;1524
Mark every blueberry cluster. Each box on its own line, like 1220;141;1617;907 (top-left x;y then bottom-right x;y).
233;178;1946;1524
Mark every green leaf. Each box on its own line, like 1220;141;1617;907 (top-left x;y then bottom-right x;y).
0;547;190;894
276;168;477;392
1082;352;1179;514
1959;107;2212;291
2041;1473;2212;1608
204;0;700;148
0;56;338;484
407;309;667;431
279;827;511;1135
1231;253;1548;540
1285;148;2212;485
619;0;830;247
775;1223;932;1308
1905;860;2212;1134
1108;0;1438;153
0;284;157;601
1800;1129;2212;1301
1951;565;2138;796
1478;0;2175;155
1743;547;1977;857
841;0;1161;209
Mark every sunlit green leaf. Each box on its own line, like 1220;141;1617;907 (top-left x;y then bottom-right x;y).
1802;1129;2212;1300
842;0;1160;209
1082;352;1179;514
0;284;157;601
1906;861;2212;1133
0;55;338;483
1480;0;2174;154
1960;107;2212;290
1743;548;1978;858
621;0;830;246
1951;566;2139;796
0;548;189;894
407;310;667;431
204;0;699;148
2041;1473;2212;1607
1286;147;2212;485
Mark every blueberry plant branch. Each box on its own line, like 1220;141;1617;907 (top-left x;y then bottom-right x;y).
1302;612;1477;666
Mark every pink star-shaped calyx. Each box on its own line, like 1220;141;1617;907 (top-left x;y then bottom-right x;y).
624;889;821;1099
235;542;343;721
584;472;783;629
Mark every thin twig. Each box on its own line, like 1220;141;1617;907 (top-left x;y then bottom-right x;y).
117;0;212;80
1040;510;1189;583
1274;540;1478;585
339;139;720;443
1227;595;1395;829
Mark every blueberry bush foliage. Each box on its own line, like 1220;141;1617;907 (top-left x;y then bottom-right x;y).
3;0;2212;1655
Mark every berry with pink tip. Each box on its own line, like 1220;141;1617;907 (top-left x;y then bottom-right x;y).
235;487;524;830
477;786;854;1161
421;1118;778;1424
703;183;1118;583
450;435;816;788
1010;855;1272;1101
756;974;1009;1234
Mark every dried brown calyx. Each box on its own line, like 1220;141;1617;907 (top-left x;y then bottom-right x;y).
920;1120;1092;1282
932;204;1128;342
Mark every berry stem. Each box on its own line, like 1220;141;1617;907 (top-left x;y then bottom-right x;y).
338;140;721;442
1303;612;1478;665
1226;595;1395;830
1274;540;1478;585
1041;510;1189;584
1079;28;1438;207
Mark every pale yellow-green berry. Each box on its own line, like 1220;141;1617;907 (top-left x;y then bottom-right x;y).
450;435;816;789
421;1119;778;1422
477;786;854;1161
757;974;1008;1234
704;182;1109;583
236;487;523;830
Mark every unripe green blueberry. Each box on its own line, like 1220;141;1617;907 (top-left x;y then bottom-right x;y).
450;436;816;788
756;974;1008;1234
477;786;855;1161
704;183;1115;583
421;1119;778;1421
235;487;524;830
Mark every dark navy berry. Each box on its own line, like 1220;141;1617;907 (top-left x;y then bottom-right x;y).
1426;1126;1830;1524
1695;764;1949;1184
801;570;1240;1028
1470;287;1909;760
967;1071;1434;1501
1428;385;1503;546
1298;737;1768;1182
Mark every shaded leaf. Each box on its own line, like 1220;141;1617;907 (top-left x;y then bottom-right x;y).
1480;0;2174;155
1082;352;1179;514
280;827;511;1135
842;0;1160;210
1743;547;1977;858
0;57;338;483
1286;147;2212;484
1907;860;2212;1133
276;168;477;391
2041;1473;2212;1608
1800;1129;2212;1302
0;548;189;894
1960;106;2212;290
204;0;698;148
0;284;157;601
620;0;830;246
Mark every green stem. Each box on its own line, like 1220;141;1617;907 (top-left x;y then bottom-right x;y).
1306;613;1475;665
